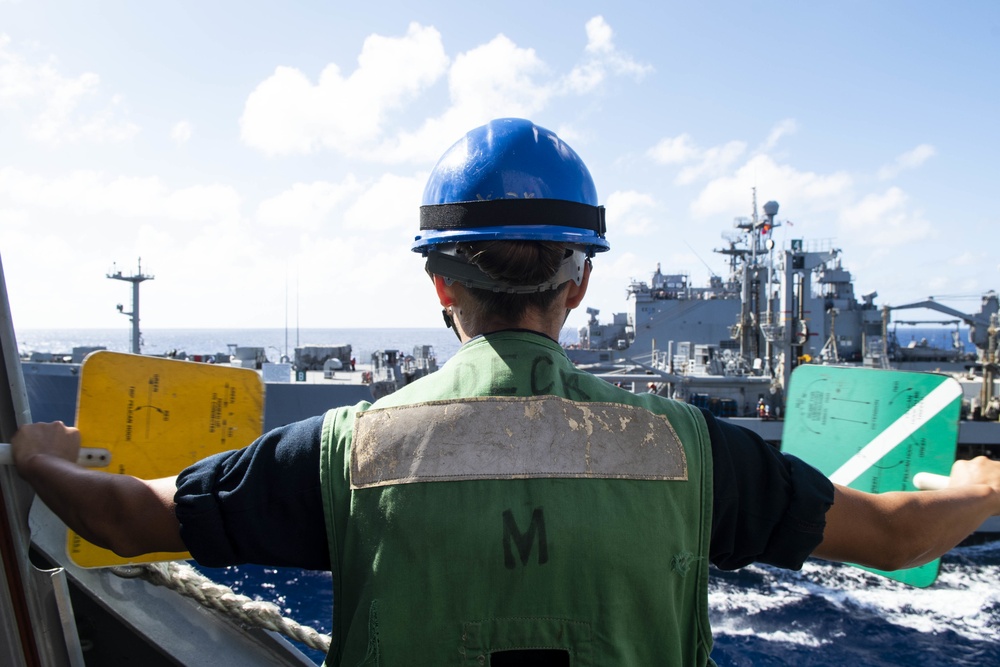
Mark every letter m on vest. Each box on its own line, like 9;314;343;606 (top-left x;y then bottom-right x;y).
502;508;548;569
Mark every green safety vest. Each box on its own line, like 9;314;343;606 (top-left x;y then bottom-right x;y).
320;332;715;666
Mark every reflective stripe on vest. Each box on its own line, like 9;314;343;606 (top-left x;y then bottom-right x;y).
351;395;688;489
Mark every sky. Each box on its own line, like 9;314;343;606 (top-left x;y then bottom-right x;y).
2;1;999;335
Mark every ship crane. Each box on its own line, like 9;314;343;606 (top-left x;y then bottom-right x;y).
887;292;1000;418
888;293;997;350
893;319;961;325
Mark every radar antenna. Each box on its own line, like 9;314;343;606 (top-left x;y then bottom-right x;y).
108;258;154;354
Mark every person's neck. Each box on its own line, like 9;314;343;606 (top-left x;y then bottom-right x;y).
467;328;559;344
459;315;562;344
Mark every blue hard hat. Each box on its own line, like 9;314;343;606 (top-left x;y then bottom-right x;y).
413;118;609;255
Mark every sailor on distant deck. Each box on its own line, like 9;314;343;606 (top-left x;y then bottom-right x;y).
12;118;1000;667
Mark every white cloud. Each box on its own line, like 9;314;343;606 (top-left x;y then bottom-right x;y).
605;190;658;236
584;15;614;54
344;172;424;233
255;171;423;242
171;121;192;143
641;133;954;323
582;247;658;322
256;177;362;231
160;184;242;224
445;35;551;123
676;141;747;185
690;154;853;218
650;119;800;186
761;119;798;151
838;187;932;246
240;18;649;163
878;144;936;180
948;251;986;267
647;132;748;185
564;16;652;94
239;22;450;156
354;33;554;166
287;230;440;326
0;167;241;224
0;176;258;331
645;124;942;310
585;15;650;79
0;35;138;145
0;206;29;231
0;171;320;332
647;134;700;165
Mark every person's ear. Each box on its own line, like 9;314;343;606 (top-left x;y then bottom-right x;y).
433;274;455;308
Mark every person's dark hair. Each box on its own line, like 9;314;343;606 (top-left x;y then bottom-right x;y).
454;240;570;324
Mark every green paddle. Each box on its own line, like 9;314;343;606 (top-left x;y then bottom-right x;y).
781;365;962;587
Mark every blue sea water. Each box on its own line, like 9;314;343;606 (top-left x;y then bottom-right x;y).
15;325;999;665
14;326;470;366
203;542;1000;666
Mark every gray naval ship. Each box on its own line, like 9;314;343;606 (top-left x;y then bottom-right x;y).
568;193;1000;454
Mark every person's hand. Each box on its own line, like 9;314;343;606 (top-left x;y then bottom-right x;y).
949;456;1000;496
11;421;81;470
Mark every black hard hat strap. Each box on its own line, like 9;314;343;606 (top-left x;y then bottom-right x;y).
420;199;605;236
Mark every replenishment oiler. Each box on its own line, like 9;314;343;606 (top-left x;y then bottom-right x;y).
567;192;1000;458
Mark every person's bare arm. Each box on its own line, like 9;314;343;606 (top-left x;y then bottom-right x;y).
813;456;1000;570
12;421;185;557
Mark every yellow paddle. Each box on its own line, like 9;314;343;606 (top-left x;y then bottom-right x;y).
17;351;264;568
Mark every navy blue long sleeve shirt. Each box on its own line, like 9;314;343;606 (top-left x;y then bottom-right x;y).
175;409;833;572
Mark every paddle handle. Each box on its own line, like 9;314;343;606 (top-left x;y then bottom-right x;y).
0;443;111;467
913;472;950;490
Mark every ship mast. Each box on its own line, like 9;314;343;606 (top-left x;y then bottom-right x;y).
108;258;154;354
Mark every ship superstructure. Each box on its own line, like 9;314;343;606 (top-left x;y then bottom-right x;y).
572;192;998;425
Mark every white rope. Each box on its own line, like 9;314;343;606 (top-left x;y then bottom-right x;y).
111;562;332;654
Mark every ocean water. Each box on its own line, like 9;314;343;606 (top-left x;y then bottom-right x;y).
15;326;1000;664
204;542;1000;666
708;545;1000;665
13;326;470;366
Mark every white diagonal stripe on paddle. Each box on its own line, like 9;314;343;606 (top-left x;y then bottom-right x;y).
829;379;961;486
